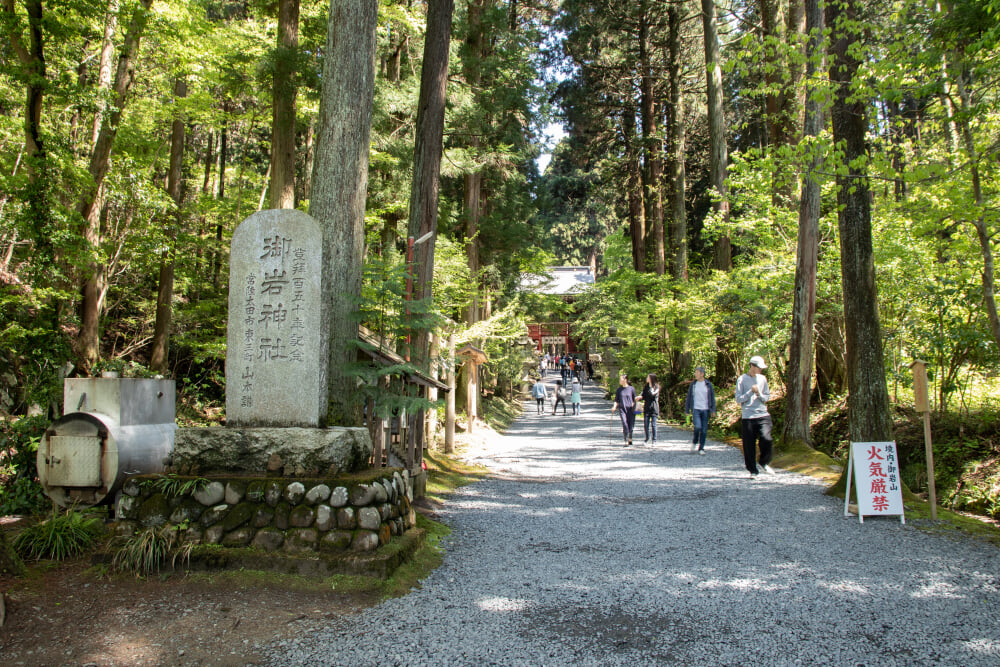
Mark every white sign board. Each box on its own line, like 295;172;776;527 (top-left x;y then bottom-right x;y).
541;336;564;345
844;441;905;524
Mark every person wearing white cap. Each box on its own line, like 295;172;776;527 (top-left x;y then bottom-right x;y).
736;355;774;478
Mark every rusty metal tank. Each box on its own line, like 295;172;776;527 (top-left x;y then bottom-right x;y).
37;377;176;507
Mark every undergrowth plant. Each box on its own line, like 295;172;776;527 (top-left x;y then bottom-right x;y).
146;474;209;498
112;524;193;577
13;509;103;560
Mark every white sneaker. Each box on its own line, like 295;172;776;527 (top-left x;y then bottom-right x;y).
698;449;705;456
691;443;697;453
762;464;776;475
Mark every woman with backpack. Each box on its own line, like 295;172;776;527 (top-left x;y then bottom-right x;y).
552;380;567;415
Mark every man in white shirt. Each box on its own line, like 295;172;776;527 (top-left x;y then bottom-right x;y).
735;355;774;478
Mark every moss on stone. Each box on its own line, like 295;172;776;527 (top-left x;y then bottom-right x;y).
137;493;171;528
254;505;275;528
246;480;266;503
222;502;256;532
169;496;205;524
274;502;291;530
289;504;316;528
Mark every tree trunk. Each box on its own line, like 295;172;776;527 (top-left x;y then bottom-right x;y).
666;5;687;281
212;120;228;290
3;0;54;260
622;102;646;273
462;0;487;326
828;0;892;443
639;0;665;276
408;0;454;369
702;0;731;271
783;0;823;447
90;0;118;153
445;331;456;453
464;168;482;324
299;117;315;204
270;0;299;209
953;65;1000;353
309;0;378;426
76;0;155;368
149;78;187;374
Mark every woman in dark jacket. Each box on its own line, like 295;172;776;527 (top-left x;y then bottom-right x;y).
641;373;660;444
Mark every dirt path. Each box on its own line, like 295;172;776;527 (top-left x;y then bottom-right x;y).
0;557;377;666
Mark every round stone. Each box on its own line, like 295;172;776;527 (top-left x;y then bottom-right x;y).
358;506;381;530
193;481;225;506
329;486;349;508
315;505;333;531
252;527;284;552
305;484;331;505
284;482;306;504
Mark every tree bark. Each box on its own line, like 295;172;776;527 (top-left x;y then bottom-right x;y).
3;0;55;261
300;117;315;204
622;102;646;273
90;0;118;153
666;4;687;281
639;0;665;276
462;0;487;325
309;0;378;426
76;0;155;368
408;0;454;369
270;0;299;209
953;65;1000;353
783;0;823;447
150;78;187;374
827;0;892;442
702;0;731;271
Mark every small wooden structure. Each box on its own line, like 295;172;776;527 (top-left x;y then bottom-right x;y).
457;344;488;433
357;326;449;471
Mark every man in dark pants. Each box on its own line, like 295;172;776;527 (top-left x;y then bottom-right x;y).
735;355;774;478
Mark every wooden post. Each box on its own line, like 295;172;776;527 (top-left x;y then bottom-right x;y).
467;361;476;433
445;332;456;453
911;360;937;519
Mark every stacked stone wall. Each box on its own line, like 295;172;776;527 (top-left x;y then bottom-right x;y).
113;469;415;555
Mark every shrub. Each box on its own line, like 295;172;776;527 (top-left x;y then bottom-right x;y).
13;510;104;560
0;415;49;515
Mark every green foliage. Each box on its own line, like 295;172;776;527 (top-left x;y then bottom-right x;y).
0;416;49;515
111;524;193;577
144;474;209;499
13;509;104;561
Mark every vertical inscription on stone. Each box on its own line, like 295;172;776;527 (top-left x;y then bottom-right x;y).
226;210;326;426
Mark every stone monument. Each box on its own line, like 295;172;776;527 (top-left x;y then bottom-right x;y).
172;209;372;476
225;209;326;426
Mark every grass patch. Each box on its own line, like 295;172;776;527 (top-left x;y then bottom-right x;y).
481;394;522;432
423;450;488;505
13;510;104;561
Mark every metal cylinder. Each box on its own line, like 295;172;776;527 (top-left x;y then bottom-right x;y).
37;378;176;508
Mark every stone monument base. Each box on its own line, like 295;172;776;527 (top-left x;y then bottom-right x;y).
171;426;372;476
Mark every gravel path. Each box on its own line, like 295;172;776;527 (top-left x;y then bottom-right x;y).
266;379;1000;666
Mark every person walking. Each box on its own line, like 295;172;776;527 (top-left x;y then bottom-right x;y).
570;377;582;415
552;380;568;415
641;373;660;444
684;366;716;455
531;377;548;415
611;375;637;445
736;355;774;478
586;359;594;384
